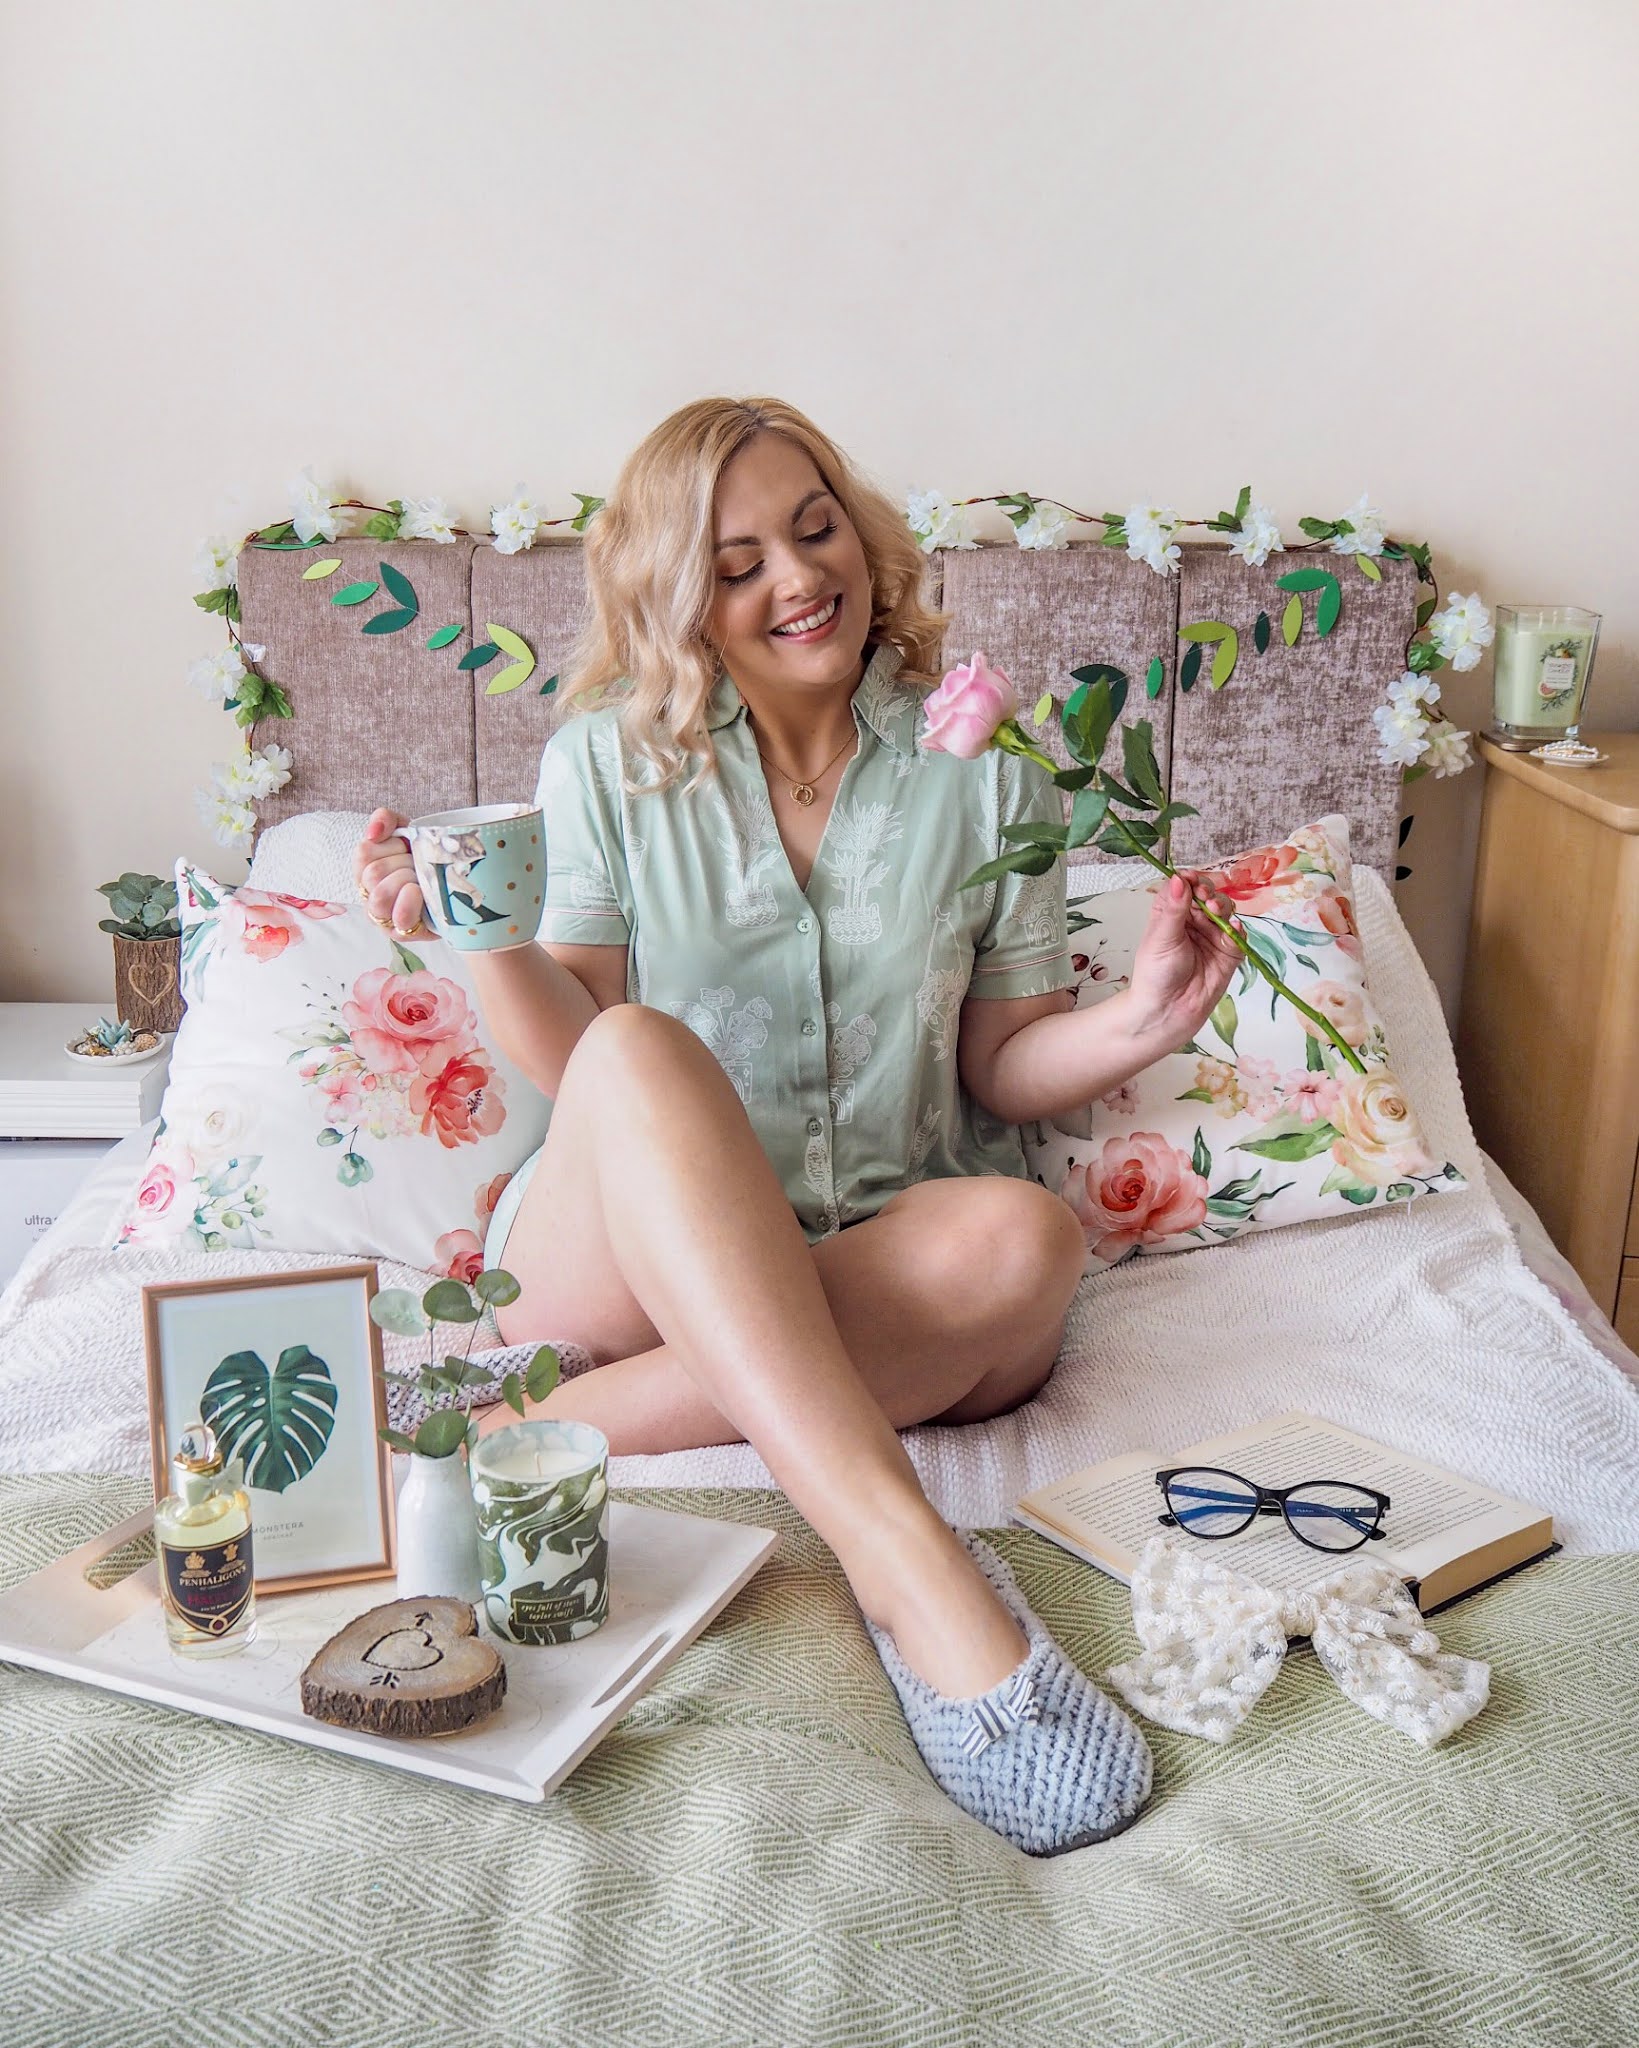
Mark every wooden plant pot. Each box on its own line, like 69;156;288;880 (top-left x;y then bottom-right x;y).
112;934;183;1034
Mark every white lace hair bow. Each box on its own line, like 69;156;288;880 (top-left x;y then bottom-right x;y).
1103;1535;1491;1749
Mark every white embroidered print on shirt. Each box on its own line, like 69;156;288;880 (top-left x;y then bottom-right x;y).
666;986;772;1103
719;785;783;930
915;905;968;1063
825;1004;877;1124
822;798;904;946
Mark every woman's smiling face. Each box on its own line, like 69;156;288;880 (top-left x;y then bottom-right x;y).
705;432;873;700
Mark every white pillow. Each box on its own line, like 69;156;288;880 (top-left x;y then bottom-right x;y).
1027;816;1466;1270
248;810;373;902
114;865;550;1275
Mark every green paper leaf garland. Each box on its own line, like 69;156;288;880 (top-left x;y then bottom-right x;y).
362;607;417;635
1144;656;1164;699
458;643;501;671
331;580;379;607
1180;642;1203;691
1254;610;1270;653
1281;594;1303;645
425;623;463;650
303;559;342;580
483;621;537;695
1355;553;1382;583
379;560;419;613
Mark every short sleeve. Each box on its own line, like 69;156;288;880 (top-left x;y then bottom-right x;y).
965;751;1074;1000
535;717;632;946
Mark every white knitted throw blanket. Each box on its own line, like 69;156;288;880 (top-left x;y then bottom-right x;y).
4;865;1638;1552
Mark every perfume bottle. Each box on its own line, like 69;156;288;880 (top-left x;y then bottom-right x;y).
154;1421;257;1656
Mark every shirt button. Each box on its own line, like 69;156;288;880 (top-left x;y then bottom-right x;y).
801;1018;818;1037
806;1116;823;1137
797;916;813;935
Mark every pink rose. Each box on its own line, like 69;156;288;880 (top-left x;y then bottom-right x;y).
342;967;477;1076
220;892;301;963
1315;889;1363;961
410;1044;507;1149
475;1172;513;1224
920;651;1021;759
278;895;346;922
119;1147;195;1245
1300;980;1369;1048
1202;844;1307;917
434;1228;486;1285
1059;1133;1209;1262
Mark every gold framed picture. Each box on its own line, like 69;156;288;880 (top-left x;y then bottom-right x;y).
141;1263;396;1594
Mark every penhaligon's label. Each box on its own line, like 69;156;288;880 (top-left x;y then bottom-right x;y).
160;1532;255;1637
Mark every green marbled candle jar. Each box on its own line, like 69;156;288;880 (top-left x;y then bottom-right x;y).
469;1420;609;1645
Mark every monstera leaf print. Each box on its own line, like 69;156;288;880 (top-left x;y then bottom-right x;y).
200;1344;338;1492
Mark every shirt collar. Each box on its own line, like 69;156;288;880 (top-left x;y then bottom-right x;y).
704;640;921;754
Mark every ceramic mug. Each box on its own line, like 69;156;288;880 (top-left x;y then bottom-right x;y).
469;1420;610;1645
403;804;545;953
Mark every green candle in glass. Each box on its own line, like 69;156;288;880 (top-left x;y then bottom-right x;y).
1488;605;1602;749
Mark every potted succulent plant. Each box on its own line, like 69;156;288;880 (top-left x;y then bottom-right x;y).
97;871;184;1034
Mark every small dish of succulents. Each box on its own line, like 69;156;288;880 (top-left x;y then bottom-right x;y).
64;1016;168;1065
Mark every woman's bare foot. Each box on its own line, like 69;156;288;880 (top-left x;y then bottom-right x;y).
846;1514;1030;1699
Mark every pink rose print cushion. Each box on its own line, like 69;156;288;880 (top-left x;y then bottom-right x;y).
113;865;550;1274
1023;815;1466;1272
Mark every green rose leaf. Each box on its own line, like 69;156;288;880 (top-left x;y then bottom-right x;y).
370;1288;431;1337
423;1278;482;1324
1191;1127;1211;1179
1281;594;1303;646
1120;721;1164;808
458;643;501;671
1254;610;1271;653
1070;665;1128;723
1067;786;1110;850
1145;656;1164;700
413;1409;469;1459
1061;678;1116;767
1355;553;1382;583
380;560;419;612
958;849;1056;891
388;937;426;975
200;1344;337;1494
1180;642;1203;691
473;1268;521;1307
302;558;343;580
525;1345;560;1401
331;580;380;607
426;623;464;650
1233;1122;1341;1162
1000;822;1071;849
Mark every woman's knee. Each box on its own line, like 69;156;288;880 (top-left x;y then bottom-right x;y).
894;1177;1086;1329
559;1001;715;1095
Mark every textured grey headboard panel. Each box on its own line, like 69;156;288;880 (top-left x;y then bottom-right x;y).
244;536;1413;878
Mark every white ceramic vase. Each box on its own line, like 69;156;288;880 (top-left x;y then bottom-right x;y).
394;1452;482;1602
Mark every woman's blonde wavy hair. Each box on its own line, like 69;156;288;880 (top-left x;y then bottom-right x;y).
557;395;949;794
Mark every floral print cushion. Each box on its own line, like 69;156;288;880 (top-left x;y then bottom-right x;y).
113;866;551;1276
1022;816;1466;1270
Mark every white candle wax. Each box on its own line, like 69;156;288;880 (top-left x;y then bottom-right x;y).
1493;622;1594;730
479;1443;593;1483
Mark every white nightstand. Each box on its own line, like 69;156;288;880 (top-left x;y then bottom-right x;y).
0;1002;174;1284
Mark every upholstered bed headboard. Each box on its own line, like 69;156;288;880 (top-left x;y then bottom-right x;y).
242;537;1414;878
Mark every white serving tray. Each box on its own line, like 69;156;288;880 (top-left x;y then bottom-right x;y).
0;1499;778;1802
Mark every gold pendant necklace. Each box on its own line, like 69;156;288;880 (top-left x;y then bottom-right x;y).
752;725;856;807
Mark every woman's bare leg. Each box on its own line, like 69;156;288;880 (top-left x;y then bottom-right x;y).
497;1174;1080;1452
490;1004;1084;1700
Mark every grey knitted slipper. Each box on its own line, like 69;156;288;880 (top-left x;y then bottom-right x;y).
863;1532;1153;1856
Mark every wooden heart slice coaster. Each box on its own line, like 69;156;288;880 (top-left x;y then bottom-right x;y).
300;1596;507;1739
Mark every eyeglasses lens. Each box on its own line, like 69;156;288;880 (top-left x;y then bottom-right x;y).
1164;1469;1258;1537
1283;1482;1382;1550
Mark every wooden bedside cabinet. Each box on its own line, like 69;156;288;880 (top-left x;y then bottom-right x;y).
1456;735;1639;1335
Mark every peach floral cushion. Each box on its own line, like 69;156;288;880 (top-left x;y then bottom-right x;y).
1022;816;1466;1270
112;865;550;1276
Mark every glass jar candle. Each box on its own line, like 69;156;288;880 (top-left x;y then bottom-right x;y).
469;1419;609;1644
1488;605;1602;750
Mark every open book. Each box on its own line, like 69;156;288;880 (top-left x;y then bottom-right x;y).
1013;1412;1557;1613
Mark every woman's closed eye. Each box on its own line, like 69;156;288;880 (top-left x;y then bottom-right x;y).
721;520;837;586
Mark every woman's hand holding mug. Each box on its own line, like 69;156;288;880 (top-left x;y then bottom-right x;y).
354;808;435;940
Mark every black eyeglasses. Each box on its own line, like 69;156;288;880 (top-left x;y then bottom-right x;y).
1154;1466;1391;1554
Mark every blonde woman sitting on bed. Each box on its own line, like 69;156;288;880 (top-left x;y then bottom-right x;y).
354;396;1242;1854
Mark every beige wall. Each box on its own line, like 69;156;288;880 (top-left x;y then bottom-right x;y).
2;1;1635;1023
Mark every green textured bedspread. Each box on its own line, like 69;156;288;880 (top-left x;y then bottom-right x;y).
1;1476;1635;2048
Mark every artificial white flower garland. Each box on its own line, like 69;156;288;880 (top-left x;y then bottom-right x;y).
188;472;1484;850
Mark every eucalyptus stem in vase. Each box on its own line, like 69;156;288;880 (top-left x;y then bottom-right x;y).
923;654;1368;1077
369;1268;560;1457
